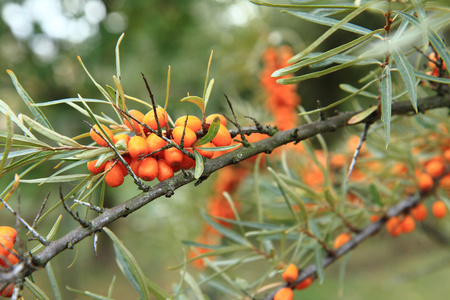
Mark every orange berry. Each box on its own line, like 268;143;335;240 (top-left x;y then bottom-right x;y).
444;149;450;163
386;216;402;237
1;249;19;268
129;158;142;177
369;215;381;223
175;115;202;132
418;172;434;192
180;151;196;169
117;155;132;176
295;276;313;290
143;108;168;131
157;159;174;181
113;133;130;145
0;283;14;298
211;124;232;147
400;215;415;234
333;233;351;249
128;136;150;159
0;226;17;242
104;161;125;187
432;200;447;219
281;264;298;283
90;124;114;147
164;147;184;168
411;203;428;222
87;159;107;174
146;133;168;156
124;109;145;132
206;114;227;127
274;287;293;300
172;126;197;148
0;226;16;259
425;159;445;178
440;174;450;190
138;157;159;181
195;142;215;159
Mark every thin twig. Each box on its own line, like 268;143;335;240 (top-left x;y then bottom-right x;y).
32;192;50;229
59;188;90;228
346;122;371;184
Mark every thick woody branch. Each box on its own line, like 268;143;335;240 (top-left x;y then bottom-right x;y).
7;94;450;282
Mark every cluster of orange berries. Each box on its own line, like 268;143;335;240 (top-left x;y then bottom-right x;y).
87;109;233;187
0;226;19;298
425;51;448;79
274;263;313;300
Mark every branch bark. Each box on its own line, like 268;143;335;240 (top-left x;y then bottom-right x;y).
2;94;449;284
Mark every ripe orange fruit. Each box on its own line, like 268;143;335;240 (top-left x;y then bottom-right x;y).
281;264;298;283
0;249;19;268
206;114;227;126
444;149;450;162
411;203;428;221
90;124;114;147
113;133;130;145
333;233;351;249
164;147;184;168
0;226;17;242
0;226;16;259
425;159;445;178
0;283;14;298
138;157;159;181
129;158;142;177
195;142;215;159
400;215;415;234
117;155;132;176
432;200;447;219
274;287;293;300
440;174;450;190
157;159;174;181
211;124;232;147
128;136;150;159
143;108;168;131
386;216;402;237
295;276;313;290
104;161;125;187
124;109;145;132
369;215;381;223
146;133;167;156
418;172;434;192
172;126;197;148
87;159;107;174
180;151;196;169
175;115;202;132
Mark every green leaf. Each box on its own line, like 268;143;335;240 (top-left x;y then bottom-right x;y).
0;132;51;148
22;115;82;147
277;57;369;85
7;70;53;130
193;150;204;179
414;71;450;84
66;102;113;124
390;44;418;112
66;286;116;300
24;277;50;300
46;261;63;300
272;29;383;77
347;106;378;125
146;278;171;300
30;214;62;254
183;272;206;300
288;2;374;64
74;147;113;160
339;84;378;99
0;99;36;137
314;242;325;284
103;227;151;300
20;174;88;184
369;184;382;206
115;33;125;80
200;209;251;246
381;65;392;148
427;29;450;74
310;54;380;69
77;56;115;104
40;160;87;185
250;1;361;10
285;10;381;37
0;113;13;175
204;78;214;110
180;95;205;114
194;116;221;146
31;98;109;107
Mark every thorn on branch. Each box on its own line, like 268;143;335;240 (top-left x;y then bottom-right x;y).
317;100;326;121
224;94;250;147
244;116;263;132
73;199;105;214
59;188;90;228
32;192;50;229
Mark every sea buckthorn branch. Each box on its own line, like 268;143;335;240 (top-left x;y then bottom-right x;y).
1;94;448;285
262;185;441;300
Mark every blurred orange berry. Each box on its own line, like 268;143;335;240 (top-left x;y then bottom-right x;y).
400;215;415;234
439;174;450;190
180;151;196;169
172;126;197;148
333;233;351;249
104;161;125;187
129;158;142;177
281;264;298;283
175;115;202;132
90;124;113;147
425;159;445;178
444;149;450;162
0;283;14;298
146;133;167;157
138;157;159;181
386;216;402;237
274;287;293;300
128;136;150;159
164;147;184;168
143;108;168;131
157;159;174;182
411;203;428;222
123;109;145;132
87;159;107;174
295;276;313;290
432;200;447;219
369;215;381;223
418;173;434;192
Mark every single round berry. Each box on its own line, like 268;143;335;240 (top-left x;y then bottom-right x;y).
138;157;159;181
128;136;150;159
90;124;114;147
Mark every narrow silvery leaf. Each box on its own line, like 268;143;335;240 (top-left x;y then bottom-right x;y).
381;65;392;148
390;44;418;112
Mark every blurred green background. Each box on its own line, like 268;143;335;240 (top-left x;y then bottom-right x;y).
1;0;449;299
